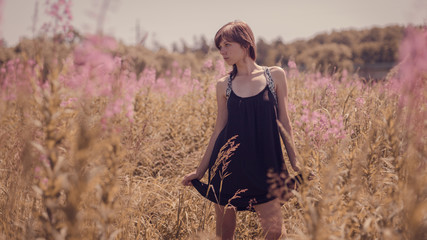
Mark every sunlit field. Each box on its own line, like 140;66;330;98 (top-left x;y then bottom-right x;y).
1;2;426;239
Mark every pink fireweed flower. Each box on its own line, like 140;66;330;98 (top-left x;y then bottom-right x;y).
139;67;156;86
388;26;427;146
43;0;73;37
104;99;124;119
215;59;226;78
301;100;309;107
183;68;191;79
154;77;167;91
203;59;213;69
177;68;183;77
326;83;337;97
300;113;309;124
296;108;347;147
355;97;366;108
207;81;216;93
311;111;321;123
60;97;78;108
192;78;202;92
393;27;427;105
288;102;296;113
172;61;179;69
59;34;145;125
341;69;348;82
41;178;49;187
288;60;297;69
1;58;35;101
28;59;36;67
287;60;300;78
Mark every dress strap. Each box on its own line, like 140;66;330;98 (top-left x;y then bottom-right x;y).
226;75;232;100
264;67;278;104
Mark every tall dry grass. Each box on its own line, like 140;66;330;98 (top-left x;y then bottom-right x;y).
0;29;426;239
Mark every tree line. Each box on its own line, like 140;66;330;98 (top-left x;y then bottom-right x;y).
0;25;408;76
183;25;406;73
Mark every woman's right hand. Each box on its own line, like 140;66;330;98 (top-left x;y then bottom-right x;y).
182;170;203;186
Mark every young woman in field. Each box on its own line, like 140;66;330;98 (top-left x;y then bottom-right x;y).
182;20;301;240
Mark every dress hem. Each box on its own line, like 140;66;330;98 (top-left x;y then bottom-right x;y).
191;179;278;212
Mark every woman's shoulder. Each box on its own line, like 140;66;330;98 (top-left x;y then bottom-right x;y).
215;75;230;94
267;66;286;75
266;66;287;85
216;75;229;86
217;75;229;84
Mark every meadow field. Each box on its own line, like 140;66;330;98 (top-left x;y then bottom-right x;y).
0;6;426;239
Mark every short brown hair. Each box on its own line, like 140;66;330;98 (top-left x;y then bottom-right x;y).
214;20;257;61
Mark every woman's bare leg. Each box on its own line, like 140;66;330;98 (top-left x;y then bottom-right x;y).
253;199;283;240
214;204;237;240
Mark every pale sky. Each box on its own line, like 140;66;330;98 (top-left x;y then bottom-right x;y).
1;0;426;49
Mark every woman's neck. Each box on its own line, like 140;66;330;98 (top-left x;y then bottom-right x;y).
235;58;260;77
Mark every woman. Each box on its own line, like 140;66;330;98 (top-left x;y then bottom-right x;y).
182;20;301;240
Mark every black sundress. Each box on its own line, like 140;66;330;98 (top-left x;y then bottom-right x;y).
191;67;290;211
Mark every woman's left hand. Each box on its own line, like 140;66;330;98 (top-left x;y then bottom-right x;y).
182;170;203;186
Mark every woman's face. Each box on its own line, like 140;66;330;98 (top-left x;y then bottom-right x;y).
218;40;247;65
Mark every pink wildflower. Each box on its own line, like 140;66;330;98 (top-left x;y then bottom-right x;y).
355;97;365;108
341;69;348;81
288;102;296;112
288;60;297;69
215;59;226;77
203;59;213;69
390;26;427;145
301;100;309;107
172;61;179;69
183;68;191;79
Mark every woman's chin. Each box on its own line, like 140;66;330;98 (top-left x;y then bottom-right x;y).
224;59;233;65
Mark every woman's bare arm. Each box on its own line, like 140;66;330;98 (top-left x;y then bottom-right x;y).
195;78;229;175
270;67;300;172
182;77;229;185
